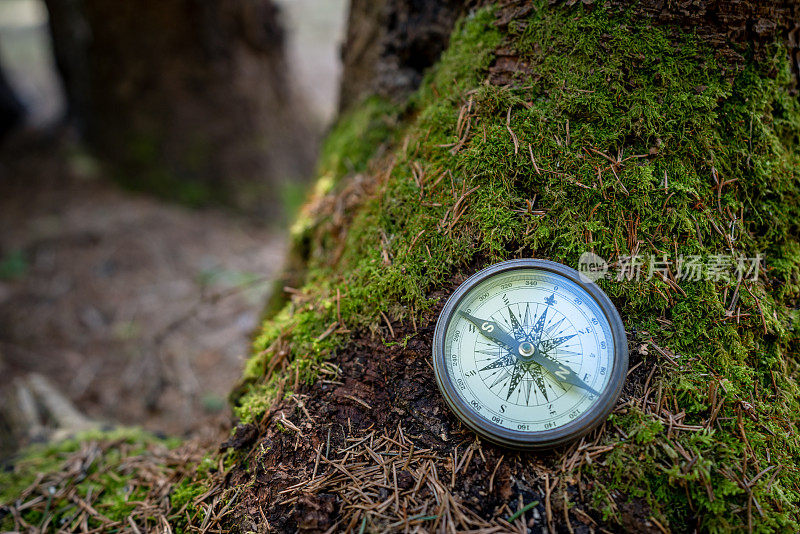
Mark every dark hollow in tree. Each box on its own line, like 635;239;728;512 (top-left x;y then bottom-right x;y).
0;45;25;141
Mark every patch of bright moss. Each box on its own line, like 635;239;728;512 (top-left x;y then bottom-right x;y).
168;456;215;533
242;2;800;530
317;96;399;180
0;428;179;530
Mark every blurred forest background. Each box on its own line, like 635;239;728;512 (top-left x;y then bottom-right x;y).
0;0;347;457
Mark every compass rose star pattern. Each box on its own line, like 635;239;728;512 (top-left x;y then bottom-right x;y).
476;296;579;405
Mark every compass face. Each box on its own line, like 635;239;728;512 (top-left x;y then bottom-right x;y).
432;259;627;449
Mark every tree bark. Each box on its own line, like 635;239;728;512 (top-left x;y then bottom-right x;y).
43;0;315;216
43;0;89;129
338;0;471;111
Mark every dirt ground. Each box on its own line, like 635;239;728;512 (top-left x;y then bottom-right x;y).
0;132;287;455
224;283;654;533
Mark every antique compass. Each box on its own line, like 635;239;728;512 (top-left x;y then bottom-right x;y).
432;259;627;449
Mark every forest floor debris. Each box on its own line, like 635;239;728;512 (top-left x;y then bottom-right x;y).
0;134;286;455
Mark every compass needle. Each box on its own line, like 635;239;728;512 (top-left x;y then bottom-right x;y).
457;310;519;350
434;259;628;449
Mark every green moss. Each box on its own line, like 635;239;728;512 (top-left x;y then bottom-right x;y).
168;458;213;533
317;96;398;180
0;428;179;530
0;429;221;533
0;249;28;280
242;2;800;530
237;11;504;416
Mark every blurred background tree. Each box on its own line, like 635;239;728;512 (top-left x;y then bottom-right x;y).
0;0;346;456
40;0;315;217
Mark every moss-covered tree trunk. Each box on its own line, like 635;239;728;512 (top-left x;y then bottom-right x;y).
3;1;800;532
230;1;800;531
43;0;315;216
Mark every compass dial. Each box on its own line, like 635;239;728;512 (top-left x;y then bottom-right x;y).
432;259;627;449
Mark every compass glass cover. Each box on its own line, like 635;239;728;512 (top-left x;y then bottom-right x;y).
439;265;618;439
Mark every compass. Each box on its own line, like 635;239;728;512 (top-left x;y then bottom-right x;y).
432;259;627;449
